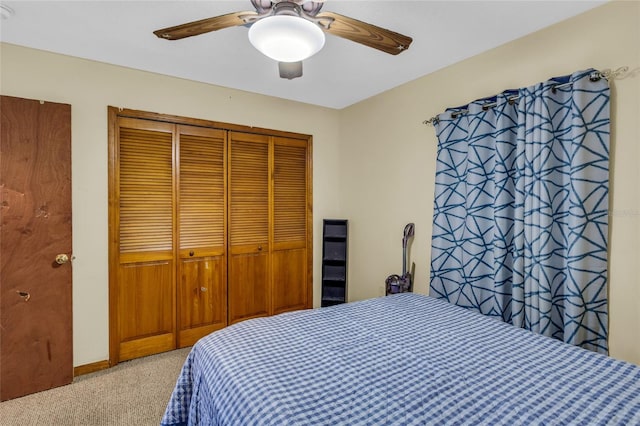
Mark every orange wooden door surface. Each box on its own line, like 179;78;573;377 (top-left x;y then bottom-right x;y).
177;126;228;347
115;118;175;362
272;137;311;314
227;132;270;324
108;109;312;360
0;96;73;401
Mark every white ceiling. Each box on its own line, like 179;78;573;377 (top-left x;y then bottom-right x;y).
0;0;605;109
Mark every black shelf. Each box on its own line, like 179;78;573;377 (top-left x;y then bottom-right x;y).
322;265;345;281
321;219;348;307
323;223;348;239
322;286;345;300
322;240;346;262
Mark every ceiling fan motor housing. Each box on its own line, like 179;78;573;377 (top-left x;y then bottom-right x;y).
273;2;303;17
251;1;325;18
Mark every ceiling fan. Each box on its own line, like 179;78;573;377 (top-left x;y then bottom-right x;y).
153;0;413;79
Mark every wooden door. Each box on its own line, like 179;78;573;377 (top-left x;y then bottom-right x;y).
177;126;227;346
0;96;73;401
228;132;270;324
272;137;312;314
109;108;312;360
112;117;175;362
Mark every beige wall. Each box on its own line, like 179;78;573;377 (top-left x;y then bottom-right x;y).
0;44;342;366
340;1;640;365
2;1;638;367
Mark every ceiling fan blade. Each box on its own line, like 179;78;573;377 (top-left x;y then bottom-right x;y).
279;62;303;80
154;11;257;40
316;11;412;55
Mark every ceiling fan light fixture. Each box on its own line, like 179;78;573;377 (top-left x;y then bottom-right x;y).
248;15;325;63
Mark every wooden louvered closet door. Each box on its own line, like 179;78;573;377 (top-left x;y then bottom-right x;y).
227;132;270;324
116;118;176;361
177;126;227;347
110;108;311;364
272;137;310;314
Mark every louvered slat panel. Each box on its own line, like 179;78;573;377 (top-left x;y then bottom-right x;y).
179;131;225;249
230;137;268;246
119;127;173;253
274;143;306;243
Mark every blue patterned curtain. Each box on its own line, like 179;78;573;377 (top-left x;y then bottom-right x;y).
429;69;610;353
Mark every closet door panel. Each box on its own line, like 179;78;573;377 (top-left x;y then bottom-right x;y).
178;255;226;346
118;257;174;361
228;132;270;324
119;121;174;254
116;118;175;361
228;252;269;323
177;126;227;345
272;138;310;313
272;247;307;314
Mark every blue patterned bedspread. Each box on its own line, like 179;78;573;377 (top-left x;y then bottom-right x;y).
161;294;640;425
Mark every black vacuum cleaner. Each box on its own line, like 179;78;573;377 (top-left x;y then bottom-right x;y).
385;223;415;295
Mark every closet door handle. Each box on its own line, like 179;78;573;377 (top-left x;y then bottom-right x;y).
257;245;263;251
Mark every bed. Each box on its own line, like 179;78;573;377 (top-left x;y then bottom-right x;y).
161;293;640;425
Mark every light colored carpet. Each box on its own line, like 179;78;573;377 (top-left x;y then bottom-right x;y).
0;347;191;426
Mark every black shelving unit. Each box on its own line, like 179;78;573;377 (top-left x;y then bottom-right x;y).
321;219;348;307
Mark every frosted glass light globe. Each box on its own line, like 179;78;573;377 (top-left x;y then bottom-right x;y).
248;15;325;62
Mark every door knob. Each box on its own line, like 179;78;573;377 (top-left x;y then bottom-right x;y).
55;254;69;264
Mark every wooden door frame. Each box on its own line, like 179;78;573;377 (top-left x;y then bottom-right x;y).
108;107;313;365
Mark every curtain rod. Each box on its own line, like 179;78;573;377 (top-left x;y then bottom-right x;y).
422;66;629;126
